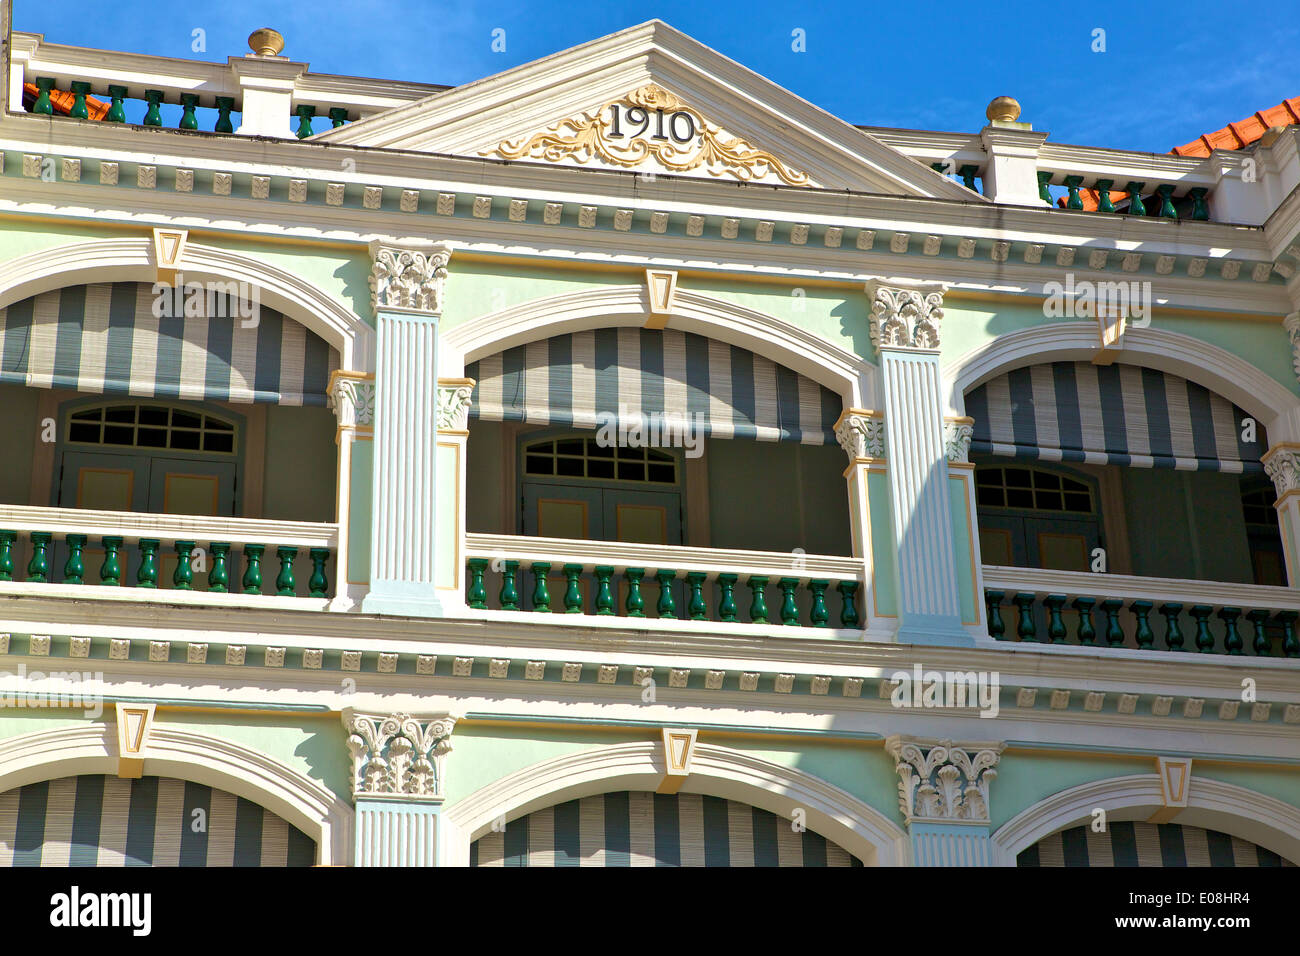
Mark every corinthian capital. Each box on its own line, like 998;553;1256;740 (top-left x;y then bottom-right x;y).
834;410;886;460
437;379;475;431
369;240;452;314
1263;444;1300;498
344;710;458;802
329;373;375;428
886;736;1003;824
944;418;974;463
864;278;946;351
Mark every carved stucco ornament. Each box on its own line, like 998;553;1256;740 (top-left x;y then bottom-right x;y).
330;376;375;428
345;711;457;802
486;84;812;187
369;242;452;314
835;412;886;460
886;736;1003;824
436;381;475;431
865;279;946;351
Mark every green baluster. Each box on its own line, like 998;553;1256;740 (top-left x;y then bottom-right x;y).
686;572;708;621
1159;603;1185;651
1072;597;1097;645
778;577;800;625
295;104;315;139
1094;178;1116;213
179;92;199;130
0;531;14;580
32;77;56;114
1044;594;1068;643
1131;600;1154;649
328;107;348;128
593;566;615;616
142;89;164;126
1064;175;1084;210
958;163;979;191
717;573;739;622
1101;599;1125;647
275;546;297;596
105;85;127;123
499;560;520;610
173;540;195;590
1190;604;1215;653
837;581;860;628
1037;170;1053;205
1188;187;1209;221
27;532;52;582
1247;609;1271;656
1219;606;1243;655
99;535;123;586
208;542;230;593
530;561;551;612
985;590;1006;639
69;81;90;119
747;575;769;624
137;538;160;588
214;96;235;133
656;570;677;619
308;548;330;598
1277;610;1299;658
624;568;646;618
1155;183;1177;219
241;544;264;595
1124;181;1146;216
930;161;946;174
562;563;583;613
466;558;489;609
1013;593;1037;642
808;579;829;628
59;533;86;584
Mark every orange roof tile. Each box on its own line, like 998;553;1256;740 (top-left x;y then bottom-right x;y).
22;82;110;121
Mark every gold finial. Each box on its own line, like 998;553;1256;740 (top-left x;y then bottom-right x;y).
248;28;285;57
986;96;1021;124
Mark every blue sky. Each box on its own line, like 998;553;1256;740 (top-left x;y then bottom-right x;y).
14;0;1295;154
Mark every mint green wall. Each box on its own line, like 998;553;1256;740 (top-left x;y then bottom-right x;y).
348;440;372;583
466;420;505;534
440;262;631;330
868;470;898;618
262;406;337;522
991;752;1154;830
0;384;38;504
705;439;850;555
688;279;874;362
949;475;977;624
1122;470;1254;583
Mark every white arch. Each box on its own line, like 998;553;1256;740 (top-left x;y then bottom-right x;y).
439;285;872;406
0;237;374;371
991;773;1300;866
0;724;353;865
943;322;1300;443
441;741;907;866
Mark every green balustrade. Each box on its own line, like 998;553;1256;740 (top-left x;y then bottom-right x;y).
747;575;769;624
717;573;739;622
1098;599;1124;647
1063;175;1084;210
1131;600;1154;649
208;542;230;593
985;590;1006;639
295;104;315;139
593;566;615;615
173;540;195;590
27;532;52;582
562;564;583;613
1013;593;1037;642
778;577;800;625
214;96;235;133
530;561;551;612
1219;606;1243;655
1036;170;1053;205
308;548;330;598
1094;178;1116;213
1190;604;1215;653
624;568;646;617
275;547;297;596
1155;183;1177;219
655;570;677;619
1247;609;1271;656
1072;597;1097;644
1188;187;1209;221
837;581;859;628
179;93;199;130
499;560;520;610
686;572;708;621
105;85;127;123
32;77;55;114
329;107;348;128
0;531;14;581
99;535;123;586
69;81;90;120
137;538;160;588
142;89;164;126
1278;610;1299;658
466;558;489;609
808;579;829;628
62;533;87;584
241;544;264;595
1159;602;1185;651
1124;181;1146;216
1044;594;1067;643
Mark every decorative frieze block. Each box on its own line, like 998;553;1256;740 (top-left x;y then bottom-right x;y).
887;737;1003;824
100;162;120;186
864;280;945;351
943;418;974;463
543;202;562;224
345;711;457;802
436;379;475;431
370;242;452;314
835;411;886;461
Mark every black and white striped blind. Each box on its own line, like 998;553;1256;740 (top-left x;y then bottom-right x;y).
1019;822;1294;866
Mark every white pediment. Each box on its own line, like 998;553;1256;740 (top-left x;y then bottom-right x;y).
316;20;981;200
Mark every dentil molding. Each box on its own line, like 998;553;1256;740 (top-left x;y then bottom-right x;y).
344;710;458;802
369;241;453;314
886;736;1004;825
864;278;947;351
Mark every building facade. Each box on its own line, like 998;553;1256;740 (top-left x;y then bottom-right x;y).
0;18;1298;867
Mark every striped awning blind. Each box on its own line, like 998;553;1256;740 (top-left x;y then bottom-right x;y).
466;328;842;444
1020;822;1294;867
0;282;338;406
966;362;1264;472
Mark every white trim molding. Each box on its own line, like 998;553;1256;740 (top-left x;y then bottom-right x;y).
0;723;353;865
441;740;907;866
991;772;1300;866
439;285;872;407
0;236;375;371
